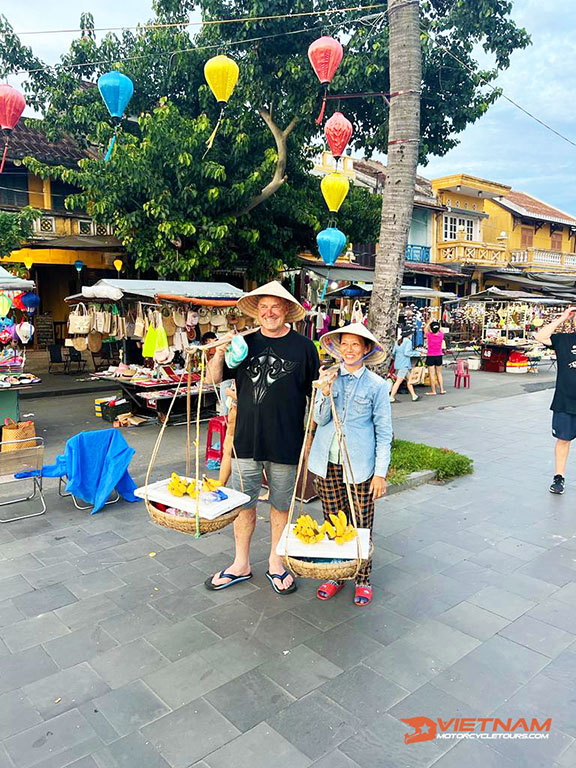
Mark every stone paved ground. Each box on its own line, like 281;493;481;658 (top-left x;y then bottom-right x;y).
1;385;575;767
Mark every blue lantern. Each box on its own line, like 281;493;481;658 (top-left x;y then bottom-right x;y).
97;72;134;119
97;72;134;162
316;227;347;266
74;260;84;273
21;293;40;312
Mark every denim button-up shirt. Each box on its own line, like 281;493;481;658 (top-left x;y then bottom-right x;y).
308;366;393;483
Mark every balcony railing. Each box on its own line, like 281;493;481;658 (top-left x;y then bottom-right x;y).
436;240;507;266
510;248;576;270
405;244;431;263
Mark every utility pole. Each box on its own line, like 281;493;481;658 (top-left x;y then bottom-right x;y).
369;0;421;358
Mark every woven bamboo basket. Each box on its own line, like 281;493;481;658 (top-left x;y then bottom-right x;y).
148;502;240;535
283;543;373;581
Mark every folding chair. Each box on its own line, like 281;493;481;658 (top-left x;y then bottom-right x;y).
0;437;46;523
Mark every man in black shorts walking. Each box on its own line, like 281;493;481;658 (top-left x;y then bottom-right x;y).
535;306;576;494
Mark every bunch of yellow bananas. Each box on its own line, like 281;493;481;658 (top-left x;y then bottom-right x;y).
293;514;326;544
168;473;188;497
168;473;221;499
323;510;358;545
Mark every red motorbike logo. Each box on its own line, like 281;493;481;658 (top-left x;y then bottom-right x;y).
400;717;437;744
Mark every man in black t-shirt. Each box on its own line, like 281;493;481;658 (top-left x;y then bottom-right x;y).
204;281;319;593
535;306;576;494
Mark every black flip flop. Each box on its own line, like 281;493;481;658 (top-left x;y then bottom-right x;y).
204;570;253;591
265;570;298;595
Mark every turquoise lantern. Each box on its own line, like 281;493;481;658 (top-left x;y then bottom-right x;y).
317;227;347;266
97;72;134;162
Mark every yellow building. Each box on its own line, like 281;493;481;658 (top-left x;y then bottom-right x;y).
1;123;122;337
431;173;576;293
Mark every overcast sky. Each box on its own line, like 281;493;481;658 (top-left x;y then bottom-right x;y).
3;0;575;214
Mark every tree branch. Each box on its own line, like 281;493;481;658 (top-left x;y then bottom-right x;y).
235;110;298;216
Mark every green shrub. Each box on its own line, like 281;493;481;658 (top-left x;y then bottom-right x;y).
388;439;473;485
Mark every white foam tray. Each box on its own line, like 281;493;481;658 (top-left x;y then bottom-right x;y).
135;477;250;521
276;524;371;560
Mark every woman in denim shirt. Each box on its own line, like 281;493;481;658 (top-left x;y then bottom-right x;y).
308;323;393;606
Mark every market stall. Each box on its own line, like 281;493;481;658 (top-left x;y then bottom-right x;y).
0;268;42;420
65;280;250;424
444;288;567;373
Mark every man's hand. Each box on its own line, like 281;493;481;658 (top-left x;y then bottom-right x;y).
210;330;236;357
314;365;339;396
559;307;576;324
369;475;387;500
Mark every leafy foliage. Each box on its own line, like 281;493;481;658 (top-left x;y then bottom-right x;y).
0;1;529;277
0;208;38;259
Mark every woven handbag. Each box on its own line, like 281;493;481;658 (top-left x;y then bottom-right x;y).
2;419;36;452
68;303;90;335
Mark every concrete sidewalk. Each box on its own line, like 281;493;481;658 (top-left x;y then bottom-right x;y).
0;387;574;767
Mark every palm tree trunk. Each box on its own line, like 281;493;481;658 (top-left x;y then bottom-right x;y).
369;0;421;361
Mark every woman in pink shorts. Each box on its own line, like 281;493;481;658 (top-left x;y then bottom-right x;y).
425;321;446;395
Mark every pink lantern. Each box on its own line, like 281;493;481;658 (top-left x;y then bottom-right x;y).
308;37;344;125
325;111;353;160
0;85;26;174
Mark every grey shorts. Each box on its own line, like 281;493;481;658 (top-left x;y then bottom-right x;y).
395;367;410;379
231;459;297;511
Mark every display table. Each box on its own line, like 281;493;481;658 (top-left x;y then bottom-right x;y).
480;343;529;373
93;376;217;422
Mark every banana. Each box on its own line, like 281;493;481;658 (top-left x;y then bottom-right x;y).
323;509;358;545
293;514;326;544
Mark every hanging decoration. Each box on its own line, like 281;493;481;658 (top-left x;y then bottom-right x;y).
0;85;26;174
321;172;350;213
317;227;347;267
97;71;135;163
113;258;123;275
0;294;12;318
11;292;25;311
324;111;353;161
21;292;40;312
307;36;344;125
203;55;239;157
316;227;347;301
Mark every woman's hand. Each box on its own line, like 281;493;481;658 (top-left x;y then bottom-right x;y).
370;475;387;500
315;365;339;396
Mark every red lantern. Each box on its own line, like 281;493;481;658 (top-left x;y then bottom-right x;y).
0;85;26;174
12;293;25;311
308;36;344;125
325;111;353;161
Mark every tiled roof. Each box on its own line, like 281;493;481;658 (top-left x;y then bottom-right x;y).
404;262;469;279
500;190;576;227
353;159;444;209
6;122;89;166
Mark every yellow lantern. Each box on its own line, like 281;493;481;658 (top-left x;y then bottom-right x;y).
22;257;34;270
203;55;240;157
321;172;350;213
113;258;123;274
0;295;11;318
204;55;239;105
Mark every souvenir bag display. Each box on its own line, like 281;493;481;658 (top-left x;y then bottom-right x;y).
210;307;227;329
161;307;177;337
68;303;91;335
173;308;186;328
134;303;146;338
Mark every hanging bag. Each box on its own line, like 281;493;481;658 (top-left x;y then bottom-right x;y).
161;307;177;337
134;303;146;338
68;303;90;335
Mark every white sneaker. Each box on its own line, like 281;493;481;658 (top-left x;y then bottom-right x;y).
389;397;396;403
412;395;420;401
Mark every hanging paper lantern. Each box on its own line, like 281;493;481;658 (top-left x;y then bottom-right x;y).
317;227;347;266
203;55;240;157
21;292;40;312
0;85;26;174
325;111;353;161
113;258;123;274
11;292;24;311
0;294;12;318
97;72;134;162
321;173;350;213
308;37;344;125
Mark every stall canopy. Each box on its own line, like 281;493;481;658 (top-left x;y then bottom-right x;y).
451;287;567;305
0;266;34;292
67;279;243;305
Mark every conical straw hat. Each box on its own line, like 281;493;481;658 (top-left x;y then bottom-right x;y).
237;280;306;323
320;321;387;365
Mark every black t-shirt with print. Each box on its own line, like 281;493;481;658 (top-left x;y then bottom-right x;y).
550;333;576;414
223;330;319;464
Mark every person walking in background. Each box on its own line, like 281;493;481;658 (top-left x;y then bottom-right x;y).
535;306;576;494
425;320;446;395
390;329;420;403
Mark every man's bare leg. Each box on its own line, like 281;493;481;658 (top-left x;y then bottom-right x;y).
268;506;294;590
210;507;256;586
555;439;571;476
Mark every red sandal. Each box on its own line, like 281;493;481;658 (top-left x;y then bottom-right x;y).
354;585;373;606
316;580;344;600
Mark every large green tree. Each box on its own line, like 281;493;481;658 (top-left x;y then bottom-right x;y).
0;0;529;279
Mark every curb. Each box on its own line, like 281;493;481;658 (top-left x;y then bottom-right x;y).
20;381;118;400
388;469;437;495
